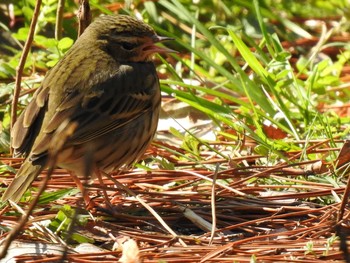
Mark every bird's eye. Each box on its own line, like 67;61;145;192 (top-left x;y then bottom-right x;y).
120;41;136;50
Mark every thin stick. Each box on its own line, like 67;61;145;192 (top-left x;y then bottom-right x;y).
55;0;65;40
0;161;53;259
103;172;187;247
209;163;219;245
11;0;42;130
77;0;91;37
337;163;350;223
0;122;77;259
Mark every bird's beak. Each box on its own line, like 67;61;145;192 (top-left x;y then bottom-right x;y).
153;35;174;43
142;35;176;54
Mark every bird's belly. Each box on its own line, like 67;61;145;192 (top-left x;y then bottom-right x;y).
57;111;158;176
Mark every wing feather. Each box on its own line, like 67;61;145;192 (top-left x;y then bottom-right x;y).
11;87;49;156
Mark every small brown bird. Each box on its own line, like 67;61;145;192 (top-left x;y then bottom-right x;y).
2;15;173;203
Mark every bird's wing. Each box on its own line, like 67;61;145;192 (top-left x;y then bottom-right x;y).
29;62;159;159
11;87;49;157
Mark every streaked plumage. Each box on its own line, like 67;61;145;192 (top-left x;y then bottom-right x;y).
2;15;172;202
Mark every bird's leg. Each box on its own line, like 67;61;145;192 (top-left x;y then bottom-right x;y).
94;168;113;209
70;172;97;210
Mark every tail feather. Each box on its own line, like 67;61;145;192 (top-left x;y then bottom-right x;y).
2;160;43;202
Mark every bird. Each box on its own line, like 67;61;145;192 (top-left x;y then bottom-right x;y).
2;14;173;204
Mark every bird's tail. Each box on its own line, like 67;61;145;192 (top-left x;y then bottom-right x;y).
1;160;43;203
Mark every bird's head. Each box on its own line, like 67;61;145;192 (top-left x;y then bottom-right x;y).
84;15;174;62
